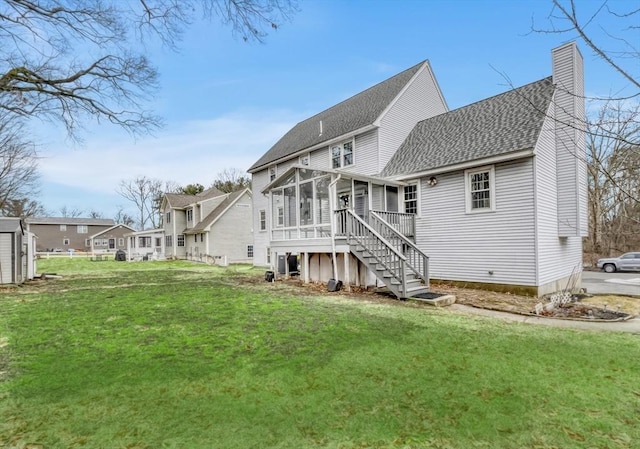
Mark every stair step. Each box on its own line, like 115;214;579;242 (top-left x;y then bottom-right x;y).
405;285;430;294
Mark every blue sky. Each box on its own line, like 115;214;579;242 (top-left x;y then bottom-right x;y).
36;0;637;220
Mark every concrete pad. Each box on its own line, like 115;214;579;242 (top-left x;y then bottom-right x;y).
411;293;456;307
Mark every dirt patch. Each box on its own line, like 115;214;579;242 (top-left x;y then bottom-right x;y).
276;277;639;320
433;282;638;320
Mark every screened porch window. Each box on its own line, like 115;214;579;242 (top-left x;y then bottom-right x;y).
269;168;331;240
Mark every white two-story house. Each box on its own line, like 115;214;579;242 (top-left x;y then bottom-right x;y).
161;187;254;265
249;42;587;298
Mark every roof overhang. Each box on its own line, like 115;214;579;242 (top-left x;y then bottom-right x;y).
387;149;534;181
261;164;407;195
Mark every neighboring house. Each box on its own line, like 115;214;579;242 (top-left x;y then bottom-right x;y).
0;217;36;284
161;187;254;264
124;228;165;261
26;217;117;252
248;42;587;298
88;224;135;253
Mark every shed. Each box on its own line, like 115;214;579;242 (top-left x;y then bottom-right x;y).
0;217;30;284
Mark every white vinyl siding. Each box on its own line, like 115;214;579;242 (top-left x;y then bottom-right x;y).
0;233;13;284
416;160;536;286
534;110;584;286
252;169;271;266
208;191;254;263
378;62;448;172
553;43;587;237
352;129;378;175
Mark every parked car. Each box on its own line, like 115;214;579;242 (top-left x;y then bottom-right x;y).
597;252;640;273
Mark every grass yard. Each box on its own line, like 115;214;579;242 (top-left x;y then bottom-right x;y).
1;259;639;448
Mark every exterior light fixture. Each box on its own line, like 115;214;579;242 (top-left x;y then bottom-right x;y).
428;176;438;186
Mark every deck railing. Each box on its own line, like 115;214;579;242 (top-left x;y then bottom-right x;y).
369;211;429;284
370;210;415;238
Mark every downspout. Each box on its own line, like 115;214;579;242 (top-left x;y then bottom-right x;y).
328;174;342;281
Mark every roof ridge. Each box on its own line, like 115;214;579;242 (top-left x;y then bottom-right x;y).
248;60;429;172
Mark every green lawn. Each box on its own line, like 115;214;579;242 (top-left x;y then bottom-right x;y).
1;259;639;448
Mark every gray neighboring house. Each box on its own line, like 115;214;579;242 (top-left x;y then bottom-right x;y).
248;42;587;298
26;217;117;252
0;217;36;284
161;188;253;265
88;223;136;253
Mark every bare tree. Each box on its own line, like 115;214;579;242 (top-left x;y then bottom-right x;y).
535;1;638;96
530;1;640;226
117;176;164;230
212;167;251;193
585;100;640;261
0;0;298;139
0;115;40;214
117;177;180;229
114;206;136;227
59;206;85;218
1;197;46;218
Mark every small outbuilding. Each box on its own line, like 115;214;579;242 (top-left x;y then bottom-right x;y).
0;217;36;284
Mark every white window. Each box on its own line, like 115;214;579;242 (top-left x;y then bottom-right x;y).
63;238;70;246
465;166;495;213
139;237;152;248
77;225;88;234
269;166;277;182
299;154;310;166
85;239;91;247
187;209;193;222
165;235;173;247
266;247;271;264
277;206;284;227
118;238;124;247
60;224;66;231
166;212;171;224
404;184;418;214
331;141;354;169
247;245;254;258
259;209;266;231
177;234;185;246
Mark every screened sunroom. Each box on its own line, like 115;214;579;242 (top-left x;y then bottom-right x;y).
262;165;415;245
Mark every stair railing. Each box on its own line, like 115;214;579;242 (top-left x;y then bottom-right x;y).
335;209;407;289
370;211;429;285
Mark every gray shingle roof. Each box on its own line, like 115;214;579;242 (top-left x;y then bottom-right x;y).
248;60;428;172
186;189;249;233
25;217;115;226
164;187;224;209
381;77;555;177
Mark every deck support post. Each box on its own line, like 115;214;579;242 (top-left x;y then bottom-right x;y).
303;252;310;283
344;251;351;292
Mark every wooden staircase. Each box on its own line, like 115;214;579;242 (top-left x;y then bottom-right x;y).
335;209;429;299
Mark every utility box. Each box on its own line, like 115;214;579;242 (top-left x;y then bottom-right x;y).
327;279;343;292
